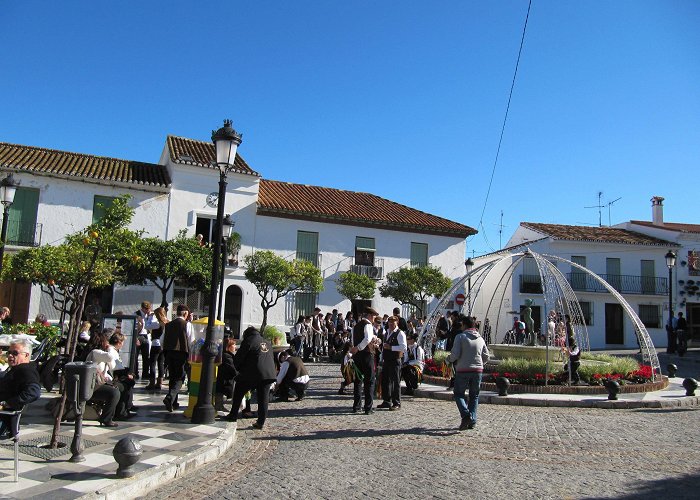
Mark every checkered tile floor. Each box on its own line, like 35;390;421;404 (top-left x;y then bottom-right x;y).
0;382;230;499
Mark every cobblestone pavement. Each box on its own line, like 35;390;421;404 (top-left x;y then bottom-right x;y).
142;362;700;500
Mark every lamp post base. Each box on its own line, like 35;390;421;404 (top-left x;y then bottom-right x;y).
191;404;216;425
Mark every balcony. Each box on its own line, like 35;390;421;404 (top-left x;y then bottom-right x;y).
519;274;543;294
566;273;668;295
296;251;322;268
350;257;384;280
5;220;42;247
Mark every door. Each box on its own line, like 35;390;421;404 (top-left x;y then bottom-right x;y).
687;303;700;342
224;285;243;339
605;303;624;344
606;258;621;292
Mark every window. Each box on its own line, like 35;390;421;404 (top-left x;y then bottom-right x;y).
571;256;587;291
294;291;317;319
606;258;621;291
297;231;319;267
579;301;593;326
410;242;428;268
173;282;211;318
638;304;660;328
640;260;656;294
7;187;40;246
195;216;216;245
520;256;542;293
355;237;375;266
92;195;117;224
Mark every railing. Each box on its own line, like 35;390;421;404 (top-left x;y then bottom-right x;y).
350;257;384;280
410;260;429;268
296;251;322;268
4;220;42;247
566;273;668;295
519;274;543;294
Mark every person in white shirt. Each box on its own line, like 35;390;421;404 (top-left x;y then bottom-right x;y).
274;350;310;401
377;316;407;410
135;301;159;380
349;306;380;414
401;332;425;395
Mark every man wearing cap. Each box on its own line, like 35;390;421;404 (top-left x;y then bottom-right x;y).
350;306;380;415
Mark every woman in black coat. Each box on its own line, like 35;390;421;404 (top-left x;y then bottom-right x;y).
215;337;238;412
224;327;276;429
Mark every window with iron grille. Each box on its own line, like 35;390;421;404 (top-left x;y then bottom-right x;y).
173;282;211;319
638;304;660;328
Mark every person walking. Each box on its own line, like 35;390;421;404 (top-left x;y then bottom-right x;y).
377;316;406;410
447;315;489;431
224;326;277;429
676;312;688;356
162;304;190;412
350;306;380;415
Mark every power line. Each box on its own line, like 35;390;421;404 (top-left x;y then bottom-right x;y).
477;0;533;252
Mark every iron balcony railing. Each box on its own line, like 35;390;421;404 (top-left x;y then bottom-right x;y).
4;220;42;247
350;257;384;280
295;251;322;268
567;273;668;295
519;273;668;296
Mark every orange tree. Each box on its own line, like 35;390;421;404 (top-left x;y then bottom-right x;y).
4;195;140;447
379;265;451;317
244;250;323;332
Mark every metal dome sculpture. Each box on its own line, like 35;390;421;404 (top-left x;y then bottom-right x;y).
419;249;661;381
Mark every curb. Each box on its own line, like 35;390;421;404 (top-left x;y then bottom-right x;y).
413;386;700;409
78;423;237;500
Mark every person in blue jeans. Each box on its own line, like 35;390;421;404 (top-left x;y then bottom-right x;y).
447;315;490;431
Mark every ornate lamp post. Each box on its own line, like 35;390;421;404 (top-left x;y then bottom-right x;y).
192;121;242;424
217;214;234;321
464;257;474;313
0;173;19;278
665;250;676;354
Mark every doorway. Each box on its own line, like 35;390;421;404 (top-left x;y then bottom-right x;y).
605;303;624;344
687;302;700;342
224;285;243;339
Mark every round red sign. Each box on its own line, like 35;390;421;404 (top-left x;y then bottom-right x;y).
455;293;465;306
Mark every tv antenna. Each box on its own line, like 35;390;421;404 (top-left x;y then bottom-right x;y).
584;191;604;227
493;210;506;249
606;197;622;226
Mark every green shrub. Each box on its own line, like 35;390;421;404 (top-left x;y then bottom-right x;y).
7;323;61;356
262;325;286;346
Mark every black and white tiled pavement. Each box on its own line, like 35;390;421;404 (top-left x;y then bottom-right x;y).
0;382;234;499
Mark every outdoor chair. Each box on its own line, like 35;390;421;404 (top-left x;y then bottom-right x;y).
0;408;25;482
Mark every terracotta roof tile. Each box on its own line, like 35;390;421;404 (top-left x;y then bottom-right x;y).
0;142;171;189
521;222;676;246
258;179;476;238
166;136;259;177
630;220;700;234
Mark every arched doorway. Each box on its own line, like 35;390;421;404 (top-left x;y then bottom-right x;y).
224;285;243;339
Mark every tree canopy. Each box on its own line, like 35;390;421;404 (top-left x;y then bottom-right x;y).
378;265;451;317
244;250;323;331
336;272;376;301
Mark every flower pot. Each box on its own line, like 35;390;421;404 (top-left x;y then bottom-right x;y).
495;376;510;396
604;379;620;400
682;378;698;397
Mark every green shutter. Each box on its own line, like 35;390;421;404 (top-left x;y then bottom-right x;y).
7;187;39;245
296;231;319;265
92;195;117;224
355;236;375;251
410;242;428;267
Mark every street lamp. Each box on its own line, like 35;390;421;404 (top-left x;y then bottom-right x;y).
192;121;242;424
0;173;20;278
465;257;474;313
217;214;235;321
665;250;676;354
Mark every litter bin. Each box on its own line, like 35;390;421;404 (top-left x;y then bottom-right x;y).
184;317;224;418
64;361;97;404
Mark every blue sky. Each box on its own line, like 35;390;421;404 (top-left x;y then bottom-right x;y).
2;1;698;256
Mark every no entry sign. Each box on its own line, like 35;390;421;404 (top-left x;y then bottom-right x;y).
455;293;465;306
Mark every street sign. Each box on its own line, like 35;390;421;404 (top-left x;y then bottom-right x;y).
455;293;465;306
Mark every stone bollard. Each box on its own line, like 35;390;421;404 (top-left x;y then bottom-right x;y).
667;364;678;378
604;379;620;400
113;436;143;478
495;376;510;397
682;378;698;397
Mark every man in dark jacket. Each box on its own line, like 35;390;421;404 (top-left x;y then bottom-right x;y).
225;326;276;429
0;339;41;438
162;304;190;412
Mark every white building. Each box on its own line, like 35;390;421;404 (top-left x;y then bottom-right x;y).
473;221;678;350
0;136;475;335
616;196;700;343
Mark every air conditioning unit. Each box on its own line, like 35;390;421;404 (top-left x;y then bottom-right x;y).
368;266;383;280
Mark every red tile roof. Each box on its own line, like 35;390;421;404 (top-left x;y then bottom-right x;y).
0;142;170;189
521;222;675;246
630;220;700;234
166;136;259;177
258;179;476;238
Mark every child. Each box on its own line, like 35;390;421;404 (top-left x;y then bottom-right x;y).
215;337;237;412
338;341;354;395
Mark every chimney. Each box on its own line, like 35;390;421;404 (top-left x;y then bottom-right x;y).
651;196;664;225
